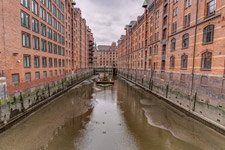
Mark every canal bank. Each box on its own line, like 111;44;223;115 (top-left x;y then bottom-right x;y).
118;73;225;136
0;69;94;133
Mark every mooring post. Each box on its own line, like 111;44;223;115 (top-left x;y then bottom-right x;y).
48;83;50;97
192;92;197;111
20;92;24;112
166;84;169;98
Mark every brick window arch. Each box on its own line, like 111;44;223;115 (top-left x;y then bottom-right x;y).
170;56;175;69
182;34;189;49
171;38;176;51
203;25;214;44
201;51;212;70
181;54;188;69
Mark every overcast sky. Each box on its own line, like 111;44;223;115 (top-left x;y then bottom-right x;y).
76;0;144;45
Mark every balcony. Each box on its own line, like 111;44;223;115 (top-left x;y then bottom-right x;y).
164;0;168;6
162;39;167;46
163;24;167;30
161;54;166;61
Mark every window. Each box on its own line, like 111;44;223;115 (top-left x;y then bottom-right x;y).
24;55;31;68
47;0;51;11
32;18;39;33
57;22;61;32
203;25;214;44
47;28;52;39
12;74;19;84
184;13;191;28
207;0;216;17
58;46;61;55
154;45;158;55
185;0;191;8
54;44;57;54
43;71;47;78
41;39;47;51
173;7;178;17
48;42;52;53
170;56;175;69
58;34;61;43
49;58;53;67
21;11;30;29
34;56;40;68
53;18;57;29
42;57;47;68
35;72;40;79
62;48;65;56
61;14;64;23
54;58;57;67
171;38;176;51
53;31;57;41
59;59;61;67
59;70;61;75
22;32;31;48
181;54;188;69
40;7;46;21
21;0;29;8
201;51;212;70
62;37;64;45
33;36;39;50
47;13;52;25
41;23;46;36
49;70;53;77
182;34;189;48
149;47;152;56
53;5;57;16
32;0;38;15
62;59;65;67
57;10;61;20
61;3;64;12
25;72;31;81
172;22;177;33
40;0;45;5
57;0;60;7
55;70;57;76
62;26;64;34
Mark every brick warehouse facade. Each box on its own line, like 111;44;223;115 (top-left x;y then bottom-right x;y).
0;0;94;95
96;42;118;67
118;0;225;127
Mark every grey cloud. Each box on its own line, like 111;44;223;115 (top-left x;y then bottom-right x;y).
76;0;144;45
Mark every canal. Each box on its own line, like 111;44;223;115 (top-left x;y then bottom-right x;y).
0;77;224;150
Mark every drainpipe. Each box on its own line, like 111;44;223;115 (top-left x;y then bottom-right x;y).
191;0;199;110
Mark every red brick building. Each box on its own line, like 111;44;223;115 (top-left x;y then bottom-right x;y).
118;0;225;112
0;0;94;95
96;42;118;67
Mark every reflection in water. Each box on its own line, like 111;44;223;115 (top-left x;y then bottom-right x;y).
0;78;225;150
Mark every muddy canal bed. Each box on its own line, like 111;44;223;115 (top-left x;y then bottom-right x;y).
0;78;224;150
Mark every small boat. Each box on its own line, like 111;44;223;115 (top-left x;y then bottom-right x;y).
96;66;114;85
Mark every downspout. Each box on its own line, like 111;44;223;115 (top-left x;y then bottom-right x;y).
1;0;6;72
191;0;199;111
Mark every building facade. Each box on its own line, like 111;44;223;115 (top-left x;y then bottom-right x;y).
118;0;225;126
96;42;118;67
0;0;94;96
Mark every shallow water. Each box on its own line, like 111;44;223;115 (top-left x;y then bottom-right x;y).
0;78;224;150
